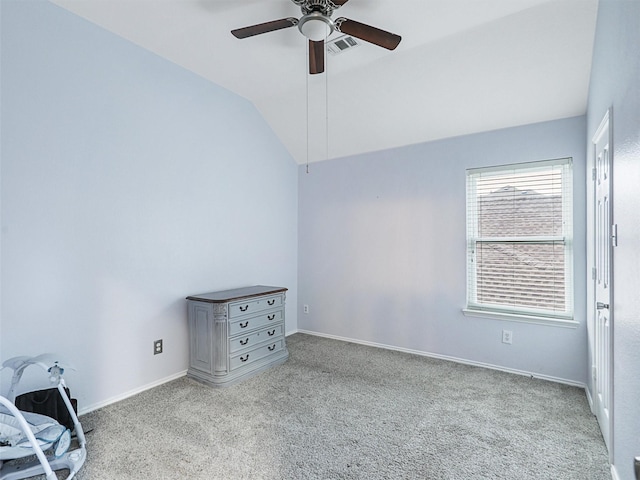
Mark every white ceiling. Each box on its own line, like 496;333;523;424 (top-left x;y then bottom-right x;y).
49;0;599;164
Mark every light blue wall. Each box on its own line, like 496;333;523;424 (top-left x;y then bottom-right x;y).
298;116;587;384
0;0;298;410
587;0;640;478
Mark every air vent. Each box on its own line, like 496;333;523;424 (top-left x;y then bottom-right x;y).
327;35;360;55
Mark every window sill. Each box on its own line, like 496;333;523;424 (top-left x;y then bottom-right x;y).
462;308;579;328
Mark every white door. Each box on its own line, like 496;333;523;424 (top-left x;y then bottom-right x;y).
593;109;613;451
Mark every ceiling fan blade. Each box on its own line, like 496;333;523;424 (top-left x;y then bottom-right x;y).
309;40;325;75
332;0;350;6
335;18;401;50
231;17;298;39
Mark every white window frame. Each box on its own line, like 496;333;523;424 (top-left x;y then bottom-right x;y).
463;158;577;327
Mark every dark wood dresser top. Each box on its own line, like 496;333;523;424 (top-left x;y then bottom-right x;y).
186;285;287;303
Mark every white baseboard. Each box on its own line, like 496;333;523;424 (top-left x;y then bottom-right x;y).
79;331;586;415
295;329;587;388
79;370;187;415
585;384;595;413
610;464;620;480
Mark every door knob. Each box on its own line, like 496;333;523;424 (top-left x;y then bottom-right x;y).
634;456;640;480
596;302;609;310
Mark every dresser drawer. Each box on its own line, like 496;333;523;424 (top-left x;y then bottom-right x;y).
229;309;283;336
230;339;284;371
229;325;283;354
229;295;283;318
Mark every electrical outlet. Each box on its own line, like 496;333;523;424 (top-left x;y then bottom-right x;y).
303;304;309;314
154;339;163;355
502;330;513;345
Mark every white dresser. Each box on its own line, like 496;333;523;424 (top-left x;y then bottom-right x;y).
186;285;289;387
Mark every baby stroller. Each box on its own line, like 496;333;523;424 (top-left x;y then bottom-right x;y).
0;355;87;480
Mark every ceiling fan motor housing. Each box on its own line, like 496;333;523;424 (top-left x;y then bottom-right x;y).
292;0;337;17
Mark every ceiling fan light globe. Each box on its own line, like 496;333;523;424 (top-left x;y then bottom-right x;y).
298;13;334;41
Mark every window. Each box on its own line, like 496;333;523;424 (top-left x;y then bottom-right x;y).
465;158;574;323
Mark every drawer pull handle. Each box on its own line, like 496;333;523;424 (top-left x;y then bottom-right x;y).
268;314;275;321
240;338;249;345
239;321;249;328
267;299;275;306
268;344;276;351
240;354;250;362
268;329;276;336
239;305;249;312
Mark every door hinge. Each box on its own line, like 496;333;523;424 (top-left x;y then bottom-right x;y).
592;267;597;280
612;224;618;247
592;167;597;181
592;365;597;381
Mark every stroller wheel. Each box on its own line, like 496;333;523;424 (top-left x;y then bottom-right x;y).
54;429;71;458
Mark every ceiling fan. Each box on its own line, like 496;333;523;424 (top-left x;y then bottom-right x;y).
231;0;402;75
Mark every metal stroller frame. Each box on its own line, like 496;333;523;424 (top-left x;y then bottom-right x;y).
0;355;86;480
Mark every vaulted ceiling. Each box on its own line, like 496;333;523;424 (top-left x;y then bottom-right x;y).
49;0;599;164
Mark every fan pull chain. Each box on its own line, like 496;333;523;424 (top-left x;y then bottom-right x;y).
306;43;310;174
325;43;329;164
305;38;329;172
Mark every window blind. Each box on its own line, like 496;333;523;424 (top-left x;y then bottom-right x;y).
466;158;573;319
